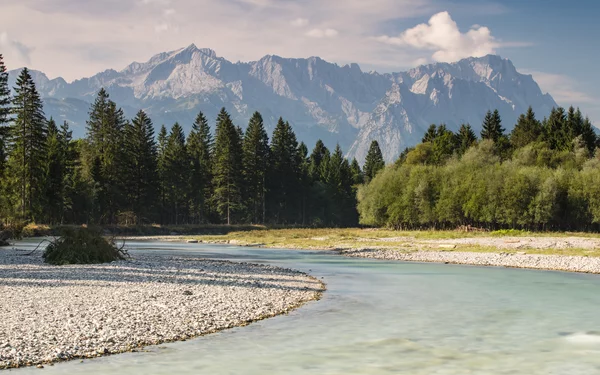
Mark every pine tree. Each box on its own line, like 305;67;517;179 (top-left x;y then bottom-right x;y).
0;54;10;177
422;124;438;143
580;117;598;155
7;68;48;221
187;112;214;223
350;158;364;185
44;118;66;223
268;118;301;223
457;123;477;155
59;121;79;224
326;145;357;226
242;111;269;223
157;125;168;224
164;123;189;224
212;108;243;224
510;106;542;149
363;140;385;183
85;89;127;223
542;107;568;150
480;109;505;142
308;140;330;182
124;110;159;223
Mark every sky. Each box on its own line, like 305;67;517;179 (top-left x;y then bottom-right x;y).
0;0;598;123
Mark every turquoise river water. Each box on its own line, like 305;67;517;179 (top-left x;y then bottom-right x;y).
11;240;600;374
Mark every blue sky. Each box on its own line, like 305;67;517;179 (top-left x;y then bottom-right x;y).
0;0;597;123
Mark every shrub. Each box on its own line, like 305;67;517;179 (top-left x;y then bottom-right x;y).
43;227;128;265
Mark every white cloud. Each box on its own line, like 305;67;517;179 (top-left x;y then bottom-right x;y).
306;28;339;38
291;18;309;27
154;23;170;33
164;8;176;16
0;31;32;66
377;11;496;62
522;70;595;104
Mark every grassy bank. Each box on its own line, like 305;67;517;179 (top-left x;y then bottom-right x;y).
181;228;600;258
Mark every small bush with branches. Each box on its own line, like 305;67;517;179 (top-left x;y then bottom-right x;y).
43;227;129;265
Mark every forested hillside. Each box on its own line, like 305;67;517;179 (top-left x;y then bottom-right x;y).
0;56;360;227
358;107;600;231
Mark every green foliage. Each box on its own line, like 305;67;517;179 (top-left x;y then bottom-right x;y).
212;108;243;224
187;112;214;223
510;106;542;149
480;109;505;143
123;110;159;223
456;124;477;155
43;227;128;265
242;111;269;223
7;68;48;221
268;118;301;224
163;123;189;224
363;140;385;182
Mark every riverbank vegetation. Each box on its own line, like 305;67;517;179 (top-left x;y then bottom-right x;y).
358;109;600;231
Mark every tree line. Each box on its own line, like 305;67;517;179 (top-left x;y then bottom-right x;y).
359;107;600;231
0;55;375;227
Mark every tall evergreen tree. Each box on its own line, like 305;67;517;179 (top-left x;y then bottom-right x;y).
163;123;189;224
212;108;243;224
542;107;568;150
0;54;10;177
326;144;357;226
480;109;505;142
422;124;438;143
580;116;598;154
510;106;542;148
457;123;477;155
242;111;269;223
308;140;330;182
157;125;169;224
363;140;385;183
350;158;364;185
85;89;127;223
124;110;159;223
7;68;48;220
187;112;214;223
44;118;66;223
268;118;301;223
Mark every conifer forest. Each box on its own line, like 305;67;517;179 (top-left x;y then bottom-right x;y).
1;54;600;231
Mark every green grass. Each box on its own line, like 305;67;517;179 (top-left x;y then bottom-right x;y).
185;228;600;257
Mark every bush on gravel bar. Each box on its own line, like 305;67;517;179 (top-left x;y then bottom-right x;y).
43;227;128;265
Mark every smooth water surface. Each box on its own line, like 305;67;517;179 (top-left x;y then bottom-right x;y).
10;241;600;374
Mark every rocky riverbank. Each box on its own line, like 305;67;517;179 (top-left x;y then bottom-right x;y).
0;249;324;369
341;248;600;274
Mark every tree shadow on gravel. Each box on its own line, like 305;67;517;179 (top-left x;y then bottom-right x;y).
0;257;324;293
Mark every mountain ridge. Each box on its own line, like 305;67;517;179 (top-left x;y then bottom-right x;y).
7;45;558;162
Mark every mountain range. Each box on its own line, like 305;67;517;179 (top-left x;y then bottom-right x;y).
8;44;558;162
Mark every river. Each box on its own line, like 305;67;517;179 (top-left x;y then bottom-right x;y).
13;240;600;374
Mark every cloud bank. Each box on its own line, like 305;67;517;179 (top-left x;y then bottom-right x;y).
377;11;496;63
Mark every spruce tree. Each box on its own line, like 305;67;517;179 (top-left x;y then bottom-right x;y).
308;140;330;182
157;125;168;224
350;158;364;185
480;109;505;142
542;107;568;150
164;123;189;224
422;124;438;143
0;54;10;177
124;110;159;223
510;107;542;149
44;118;66;223
457;123;477;155
85;89;127;223
580;117;598;155
59;121;79;224
212;108;243;224
7;68;48;220
363;140;385;183
242;111;269;223
326;145;357;226
187;112;214;223
268;118;301;223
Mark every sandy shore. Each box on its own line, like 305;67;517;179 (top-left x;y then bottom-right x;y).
0;249;324;369
340;248;600;273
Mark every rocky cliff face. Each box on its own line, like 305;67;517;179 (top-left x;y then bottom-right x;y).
9;45;557;162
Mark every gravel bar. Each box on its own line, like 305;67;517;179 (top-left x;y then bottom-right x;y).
0;250;324;369
341;248;600;273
